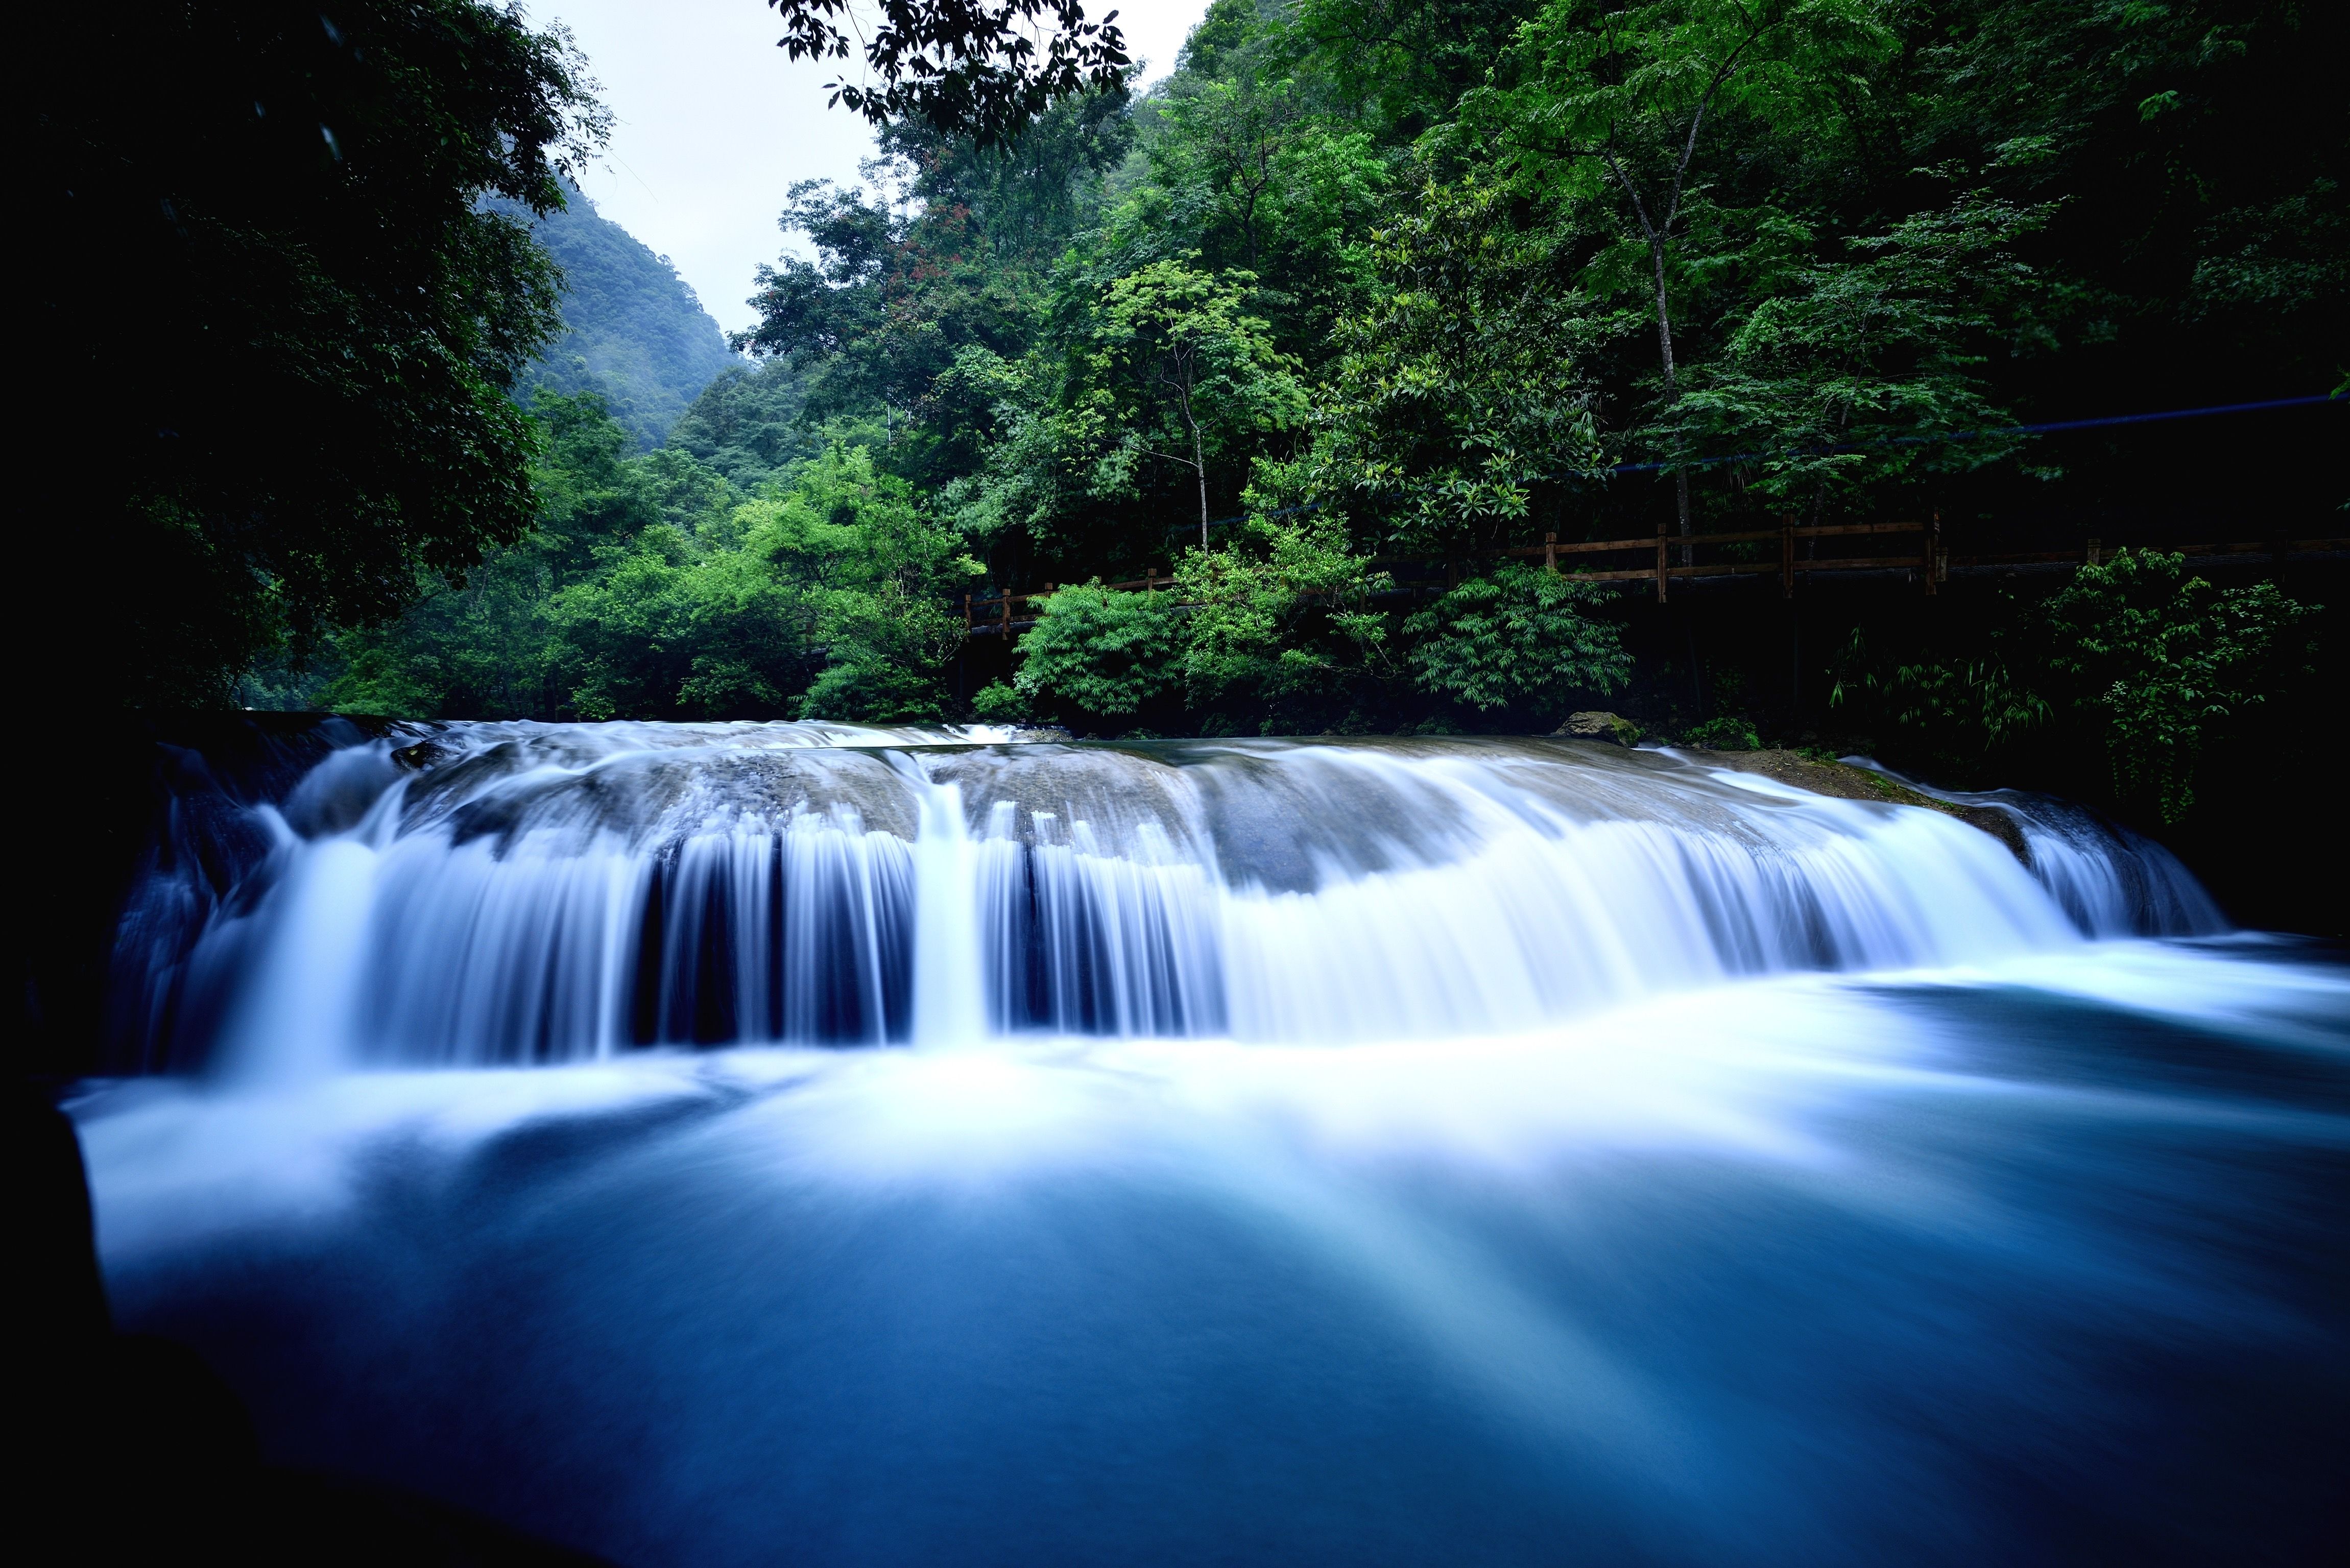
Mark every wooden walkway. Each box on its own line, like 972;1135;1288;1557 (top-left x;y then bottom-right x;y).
960;522;2347;636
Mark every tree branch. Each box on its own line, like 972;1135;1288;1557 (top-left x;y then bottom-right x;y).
1666;11;1770;233
1601;149;1661;243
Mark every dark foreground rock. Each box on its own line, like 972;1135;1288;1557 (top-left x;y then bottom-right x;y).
20;1087;614;1566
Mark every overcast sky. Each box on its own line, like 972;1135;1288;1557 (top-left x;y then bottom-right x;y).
541;1;1209;336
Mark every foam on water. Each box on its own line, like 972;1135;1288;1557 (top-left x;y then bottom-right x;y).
115;722;2188;1076
79;721;2350;1565
69;938;2350;1567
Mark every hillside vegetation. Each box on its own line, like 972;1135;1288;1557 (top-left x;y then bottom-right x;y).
492;182;742;449
30;1;2343;920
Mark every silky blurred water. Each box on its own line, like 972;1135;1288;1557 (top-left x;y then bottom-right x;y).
114;726;2211;1073
74;725;2347;1565
70;940;2346;1566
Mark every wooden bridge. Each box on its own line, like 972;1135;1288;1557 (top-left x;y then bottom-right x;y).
960;520;2346;636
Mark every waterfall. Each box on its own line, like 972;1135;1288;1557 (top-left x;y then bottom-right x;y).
108;722;2220;1075
73;721;2346;1568
909;769;987;1048
1839;757;2225;936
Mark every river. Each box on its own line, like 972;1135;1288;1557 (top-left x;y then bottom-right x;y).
70;722;2348;1565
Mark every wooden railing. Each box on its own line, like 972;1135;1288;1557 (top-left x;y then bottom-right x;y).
959;524;2344;636
962;567;1176;636
1456;517;1935;601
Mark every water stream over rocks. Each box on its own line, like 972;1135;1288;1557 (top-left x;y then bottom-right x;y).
71;721;2345;1566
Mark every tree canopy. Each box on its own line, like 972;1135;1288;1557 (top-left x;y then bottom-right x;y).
49;0;2342;874
26;0;607;706
764;0;1131;148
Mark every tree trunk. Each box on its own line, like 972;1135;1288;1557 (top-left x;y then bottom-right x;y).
1651;240;1692;564
1179;385;1210;549
1195;444;1210;551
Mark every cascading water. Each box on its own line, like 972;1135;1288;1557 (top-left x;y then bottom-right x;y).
907;765;987;1049
1837;755;2225;937
115;722;2131;1071
69;721;2347;1567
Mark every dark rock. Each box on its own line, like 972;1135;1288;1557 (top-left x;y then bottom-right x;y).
23;1085;614;1566
1555;711;1642;746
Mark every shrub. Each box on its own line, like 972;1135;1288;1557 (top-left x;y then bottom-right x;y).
1403;564;1631;716
971;681;1030;722
1171;511;1396;731
1013;582;1184;726
1831;548;2313;823
1683;716;1760;751
2041;548;2311;821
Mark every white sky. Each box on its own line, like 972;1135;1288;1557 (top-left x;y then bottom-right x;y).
540;1;1209;336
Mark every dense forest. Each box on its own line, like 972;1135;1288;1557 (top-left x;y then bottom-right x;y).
26;0;2347;922
495;182;742;450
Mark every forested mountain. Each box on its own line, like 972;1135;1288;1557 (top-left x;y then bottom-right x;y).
495;182;742;449
667;361;822;489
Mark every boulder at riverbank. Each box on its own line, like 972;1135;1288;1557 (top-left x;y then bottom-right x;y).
1555;711;1643;746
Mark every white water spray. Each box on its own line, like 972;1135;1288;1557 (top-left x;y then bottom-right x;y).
114;724;2227;1076
910;772;986;1048
219;829;378;1082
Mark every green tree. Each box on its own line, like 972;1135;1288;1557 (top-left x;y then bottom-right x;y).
322;389;733;719
1832;551;2313;823
1287;0;1542;141
744;444;984;721
2040;549;2311;822
764;0;1131;149
1919;0;2350;412
736;176;1051;486
1676;185;2056;517
1473;0;1893;545
669;362;821;490
1086;260;1308;546
27;0;607;707
879;84;1139;264
1156;28;1310;275
1315;177;1602;556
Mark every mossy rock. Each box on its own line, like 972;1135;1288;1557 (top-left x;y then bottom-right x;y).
1701;750;2030;864
1556;711;1643;746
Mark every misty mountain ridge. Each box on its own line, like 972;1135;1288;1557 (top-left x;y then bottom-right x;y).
491;181;741;449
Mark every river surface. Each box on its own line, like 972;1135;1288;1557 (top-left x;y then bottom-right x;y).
71;723;2349;1565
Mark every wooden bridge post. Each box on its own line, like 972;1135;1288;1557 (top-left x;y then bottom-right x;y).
1781;515;1795;598
964;593;973;632
1545;532;1557;573
1925;511;1940;596
1654;523;1669;602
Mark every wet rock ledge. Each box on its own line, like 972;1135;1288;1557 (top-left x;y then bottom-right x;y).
1700;750;2030;864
